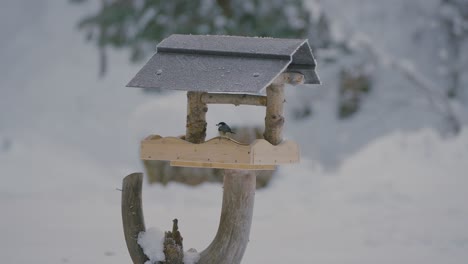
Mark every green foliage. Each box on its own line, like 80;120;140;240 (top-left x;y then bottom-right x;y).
72;0;312;63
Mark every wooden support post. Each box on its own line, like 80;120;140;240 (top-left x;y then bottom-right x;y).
186;91;208;143
121;173;149;264
264;73;304;145
199;170;256;264
201;93;267;106
264;82;285;145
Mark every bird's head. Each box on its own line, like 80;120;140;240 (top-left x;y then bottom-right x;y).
216;122;226;127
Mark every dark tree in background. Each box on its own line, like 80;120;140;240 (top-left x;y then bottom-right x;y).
70;0;364;120
438;0;468;98
70;0;316;76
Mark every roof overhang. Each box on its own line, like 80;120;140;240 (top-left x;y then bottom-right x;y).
127;34;320;94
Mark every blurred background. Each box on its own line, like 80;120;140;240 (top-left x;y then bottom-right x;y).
1;0;467;263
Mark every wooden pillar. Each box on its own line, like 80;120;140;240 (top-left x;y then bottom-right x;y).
264;82;285;145
186;91;208;143
199;170;256;264
121;173;149;264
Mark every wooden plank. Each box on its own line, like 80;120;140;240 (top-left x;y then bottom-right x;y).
201;93;267;106
251;140;300;165
141;136;252;164
170;161;276;170
141;135;299;166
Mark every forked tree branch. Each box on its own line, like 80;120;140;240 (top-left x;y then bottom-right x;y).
198;169;256;264
122;173;148;264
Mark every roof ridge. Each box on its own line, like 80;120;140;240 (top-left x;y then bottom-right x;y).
157;47;292;60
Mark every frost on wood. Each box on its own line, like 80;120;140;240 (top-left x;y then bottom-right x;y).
138;227;166;263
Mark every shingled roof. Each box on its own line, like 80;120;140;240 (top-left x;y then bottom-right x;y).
127;34;320;94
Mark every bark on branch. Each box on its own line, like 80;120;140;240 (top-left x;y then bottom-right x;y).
186;91;208;143
122;173;148;264
122;174;185;264
199;170;256;264
273;72;305;85
201;93;267;106
163;219;184;264
264;83;285;145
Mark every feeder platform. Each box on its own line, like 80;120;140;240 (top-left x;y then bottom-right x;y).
141;135;300;170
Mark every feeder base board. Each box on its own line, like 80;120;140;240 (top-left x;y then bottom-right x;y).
170;161;276;170
141;135;300;168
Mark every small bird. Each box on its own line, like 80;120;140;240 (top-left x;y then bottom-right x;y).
216;122;235;136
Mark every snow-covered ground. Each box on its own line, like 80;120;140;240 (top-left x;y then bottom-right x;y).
1;0;468;263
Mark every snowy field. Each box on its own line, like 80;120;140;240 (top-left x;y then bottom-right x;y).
1;0;468;263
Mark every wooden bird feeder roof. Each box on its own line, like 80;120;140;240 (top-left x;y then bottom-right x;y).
126;34;320;94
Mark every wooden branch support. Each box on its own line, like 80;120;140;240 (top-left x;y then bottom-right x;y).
198;169;256;264
201;93;267;106
186;91;207;143
264;82;285;145
121;171;256;264
264;72;304;145
122;173;149;264
122;173;186;264
122;72;305;264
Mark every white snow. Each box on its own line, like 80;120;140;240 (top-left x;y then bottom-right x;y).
1;0;468;264
138;228;166;263
183;248;200;264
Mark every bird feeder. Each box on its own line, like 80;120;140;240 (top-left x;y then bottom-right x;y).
122;34;320;264
127;34;320;170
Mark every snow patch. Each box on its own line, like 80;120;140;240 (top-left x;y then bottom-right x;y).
184;248;200;264
138;227;166;263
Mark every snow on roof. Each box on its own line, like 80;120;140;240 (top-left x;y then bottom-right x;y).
126;34;320;94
